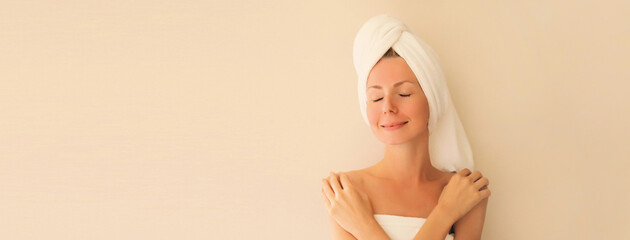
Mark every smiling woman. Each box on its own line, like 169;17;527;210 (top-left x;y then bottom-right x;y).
365;56;429;146
320;14;491;240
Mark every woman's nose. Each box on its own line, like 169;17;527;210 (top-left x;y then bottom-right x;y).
382;97;397;114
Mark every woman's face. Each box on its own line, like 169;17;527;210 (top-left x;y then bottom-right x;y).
366;57;429;145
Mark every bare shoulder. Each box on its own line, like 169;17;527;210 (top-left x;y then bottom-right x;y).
341;169;366;186
441;170;457;185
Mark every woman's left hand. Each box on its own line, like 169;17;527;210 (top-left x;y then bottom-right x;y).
321;171;375;237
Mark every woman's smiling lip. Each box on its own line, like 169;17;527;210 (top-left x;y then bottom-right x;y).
381;121;408;130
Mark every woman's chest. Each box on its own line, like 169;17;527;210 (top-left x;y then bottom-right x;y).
360;178;445;218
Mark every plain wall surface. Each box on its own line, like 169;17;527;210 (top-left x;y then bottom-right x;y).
2;0;629;239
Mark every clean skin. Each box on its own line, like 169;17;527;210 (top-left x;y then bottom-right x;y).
321;57;491;240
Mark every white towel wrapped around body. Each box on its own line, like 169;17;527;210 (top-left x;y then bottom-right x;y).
353;14;474;172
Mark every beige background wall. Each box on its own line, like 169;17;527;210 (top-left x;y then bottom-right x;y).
2;0;629;239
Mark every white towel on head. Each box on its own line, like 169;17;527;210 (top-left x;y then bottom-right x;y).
353;14;474;172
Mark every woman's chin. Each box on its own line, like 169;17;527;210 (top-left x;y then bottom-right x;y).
375;130;427;145
376;136;413;145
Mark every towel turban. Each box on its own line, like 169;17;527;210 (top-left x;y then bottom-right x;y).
353;14;474;172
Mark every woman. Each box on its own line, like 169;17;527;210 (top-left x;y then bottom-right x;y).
320;15;491;240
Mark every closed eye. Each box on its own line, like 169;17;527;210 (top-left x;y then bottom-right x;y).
372;94;411;102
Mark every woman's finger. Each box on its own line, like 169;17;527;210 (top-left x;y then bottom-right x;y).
329;172;343;193
339;173;353;189
468;170;482;183
322;178;335;204
458;168;471;177
321;185;331;208
479;188;491;199
473;177;489;191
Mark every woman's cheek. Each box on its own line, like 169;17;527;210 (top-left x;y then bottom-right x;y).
410;97;430;123
367;104;379;127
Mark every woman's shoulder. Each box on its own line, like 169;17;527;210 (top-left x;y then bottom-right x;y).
443;170;457;180
340;167;375;189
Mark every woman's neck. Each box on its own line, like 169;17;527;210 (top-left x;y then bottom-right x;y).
371;130;442;187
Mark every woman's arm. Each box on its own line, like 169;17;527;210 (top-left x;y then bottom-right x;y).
452;197;488;240
413;169;491;240
322;172;391;240
326;211;357;240
412;205;457;240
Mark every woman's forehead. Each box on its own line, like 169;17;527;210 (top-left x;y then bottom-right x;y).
367;80;417;90
366;58;418;86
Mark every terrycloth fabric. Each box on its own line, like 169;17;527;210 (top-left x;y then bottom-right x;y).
373;214;455;240
353;14;474;172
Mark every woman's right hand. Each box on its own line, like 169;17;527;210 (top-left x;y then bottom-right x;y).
436;168;491;223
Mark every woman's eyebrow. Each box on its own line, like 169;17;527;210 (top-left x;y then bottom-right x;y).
367;80;414;90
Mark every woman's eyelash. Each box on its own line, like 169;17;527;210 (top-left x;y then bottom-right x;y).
372;94;411;102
